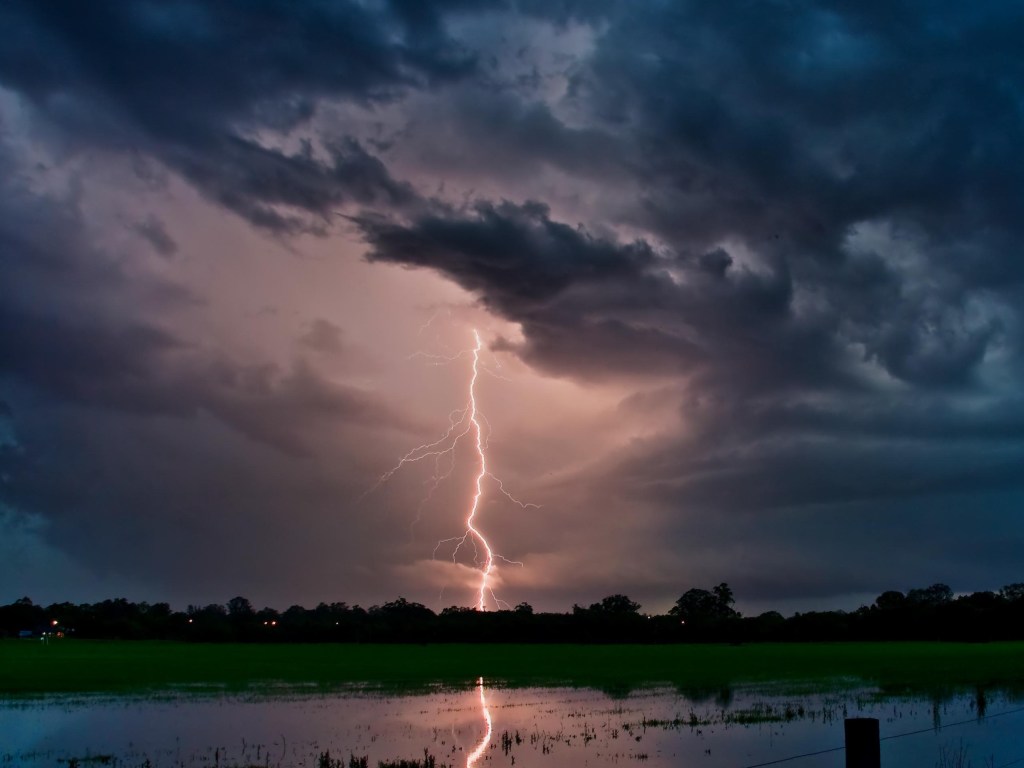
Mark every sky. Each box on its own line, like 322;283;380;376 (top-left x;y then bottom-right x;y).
1;0;1023;616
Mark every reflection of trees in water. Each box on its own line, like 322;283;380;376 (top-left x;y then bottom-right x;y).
466;677;491;768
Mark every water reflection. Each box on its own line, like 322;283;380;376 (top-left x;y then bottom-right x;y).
1;683;1021;767
465;677;491;768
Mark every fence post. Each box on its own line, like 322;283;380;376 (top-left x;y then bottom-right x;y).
845;718;880;768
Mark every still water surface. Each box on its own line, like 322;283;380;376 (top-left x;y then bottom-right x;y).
2;681;1022;767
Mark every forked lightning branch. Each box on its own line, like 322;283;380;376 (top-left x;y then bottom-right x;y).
367;329;536;610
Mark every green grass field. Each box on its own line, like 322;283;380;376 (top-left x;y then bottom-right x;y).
2;640;1024;696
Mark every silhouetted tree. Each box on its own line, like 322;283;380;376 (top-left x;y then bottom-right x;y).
11;577;1024;644
184;603;229;640
874;590;906;611
1000;583;1024;602
441;605;476;616
375;597;434;619
907;583;953;606
713;583;735;608
588;594;642;615
0;597;43;636
227;596;255;617
670;584;739;623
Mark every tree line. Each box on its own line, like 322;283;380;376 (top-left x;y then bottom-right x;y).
3;582;1024;643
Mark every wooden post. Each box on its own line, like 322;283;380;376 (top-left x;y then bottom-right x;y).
845;718;880;768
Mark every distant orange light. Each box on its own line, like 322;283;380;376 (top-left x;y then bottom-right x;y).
51;620;58;626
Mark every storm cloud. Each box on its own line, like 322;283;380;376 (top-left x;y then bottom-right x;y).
1;0;1022;612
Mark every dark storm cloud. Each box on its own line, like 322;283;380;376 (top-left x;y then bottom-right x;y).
0;402;399;606
0;1;461;603
167;136;420;235
361;200;654;308
0;305;415;457
0;0;462;232
357;1;1023;389
352;0;1024;602
1;0;1023;608
408;90;630;181
0;307;180;412
131;215;178;258
359;200;851;388
571;1;1024;247
593;379;1024;603
0;142;416;458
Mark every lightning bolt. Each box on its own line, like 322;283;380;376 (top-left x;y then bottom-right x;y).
466;330;494;610
367;328;536;610
466;677;492;768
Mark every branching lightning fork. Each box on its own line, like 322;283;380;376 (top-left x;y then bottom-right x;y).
368;329;537;610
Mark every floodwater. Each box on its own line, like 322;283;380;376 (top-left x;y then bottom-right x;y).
2;680;1022;767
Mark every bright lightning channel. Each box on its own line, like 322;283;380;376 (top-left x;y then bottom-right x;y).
367;328;536;611
466;330;493;610
466;677;492;768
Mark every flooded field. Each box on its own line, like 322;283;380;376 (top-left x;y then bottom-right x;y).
2;681;1022;768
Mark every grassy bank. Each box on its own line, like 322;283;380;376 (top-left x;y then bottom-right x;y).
3;640;1024;696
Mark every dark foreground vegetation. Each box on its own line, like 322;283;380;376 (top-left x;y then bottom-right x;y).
4;582;1024;643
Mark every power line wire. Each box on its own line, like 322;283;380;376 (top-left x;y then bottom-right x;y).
738;744;844;768
880;705;1024;742
737;704;1024;767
